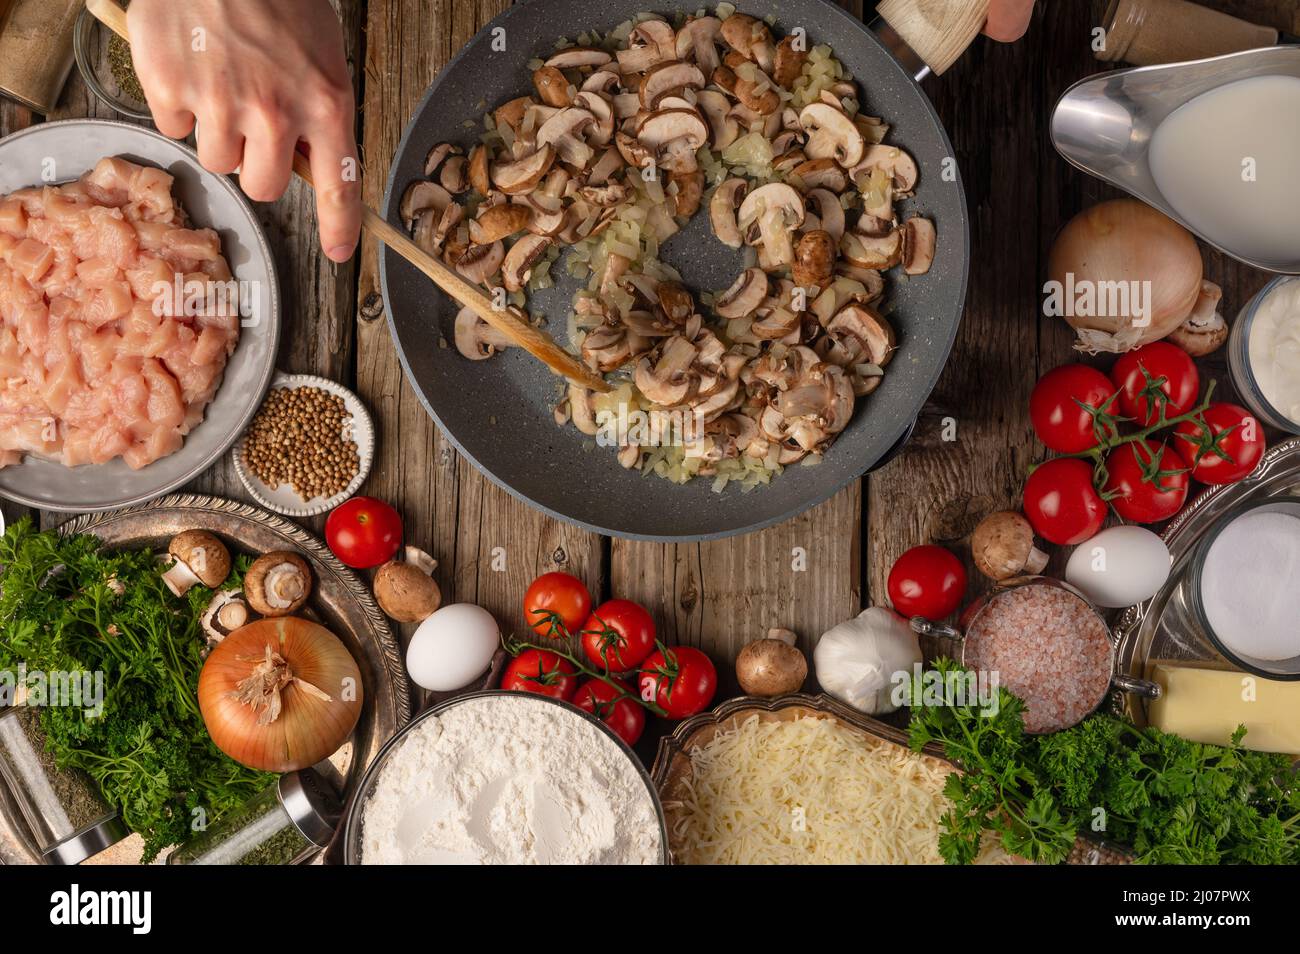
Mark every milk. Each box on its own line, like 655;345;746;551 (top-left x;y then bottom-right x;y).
1149;75;1300;266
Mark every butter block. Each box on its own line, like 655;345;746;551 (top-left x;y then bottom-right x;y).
1148;664;1300;755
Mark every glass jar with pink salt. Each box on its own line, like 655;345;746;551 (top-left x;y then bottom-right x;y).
912;578;1160;733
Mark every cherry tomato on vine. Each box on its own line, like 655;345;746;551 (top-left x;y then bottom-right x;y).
1030;364;1119;453
325;496;402;568
1174;403;1266;485
501;649;577;701
522;572;592;639
1023;457;1107;545
887;545;967;619
581;599;655;671
637;646;717;719
572;678;645;747
1110;342;1199;427
1103;440;1190;523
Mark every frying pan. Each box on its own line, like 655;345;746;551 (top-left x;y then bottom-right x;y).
380;0;978;540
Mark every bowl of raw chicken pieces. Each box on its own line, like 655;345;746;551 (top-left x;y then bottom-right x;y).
0;119;280;511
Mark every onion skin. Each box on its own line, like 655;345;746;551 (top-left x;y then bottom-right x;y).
1047;199;1203;352
198;617;363;773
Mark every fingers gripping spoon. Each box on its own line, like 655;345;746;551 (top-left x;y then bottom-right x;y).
85;0;610;393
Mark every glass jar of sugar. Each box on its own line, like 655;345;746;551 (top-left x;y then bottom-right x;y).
1189;496;1300;680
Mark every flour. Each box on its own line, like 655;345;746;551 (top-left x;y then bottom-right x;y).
361;695;662;865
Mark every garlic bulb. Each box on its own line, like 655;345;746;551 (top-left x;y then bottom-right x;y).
813;607;922;715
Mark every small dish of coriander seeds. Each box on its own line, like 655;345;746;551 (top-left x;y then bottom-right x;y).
233;373;375;517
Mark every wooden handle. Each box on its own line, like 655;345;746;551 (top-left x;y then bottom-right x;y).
86;0;608;393
876;0;991;75
86;0;128;37
292;154;607;391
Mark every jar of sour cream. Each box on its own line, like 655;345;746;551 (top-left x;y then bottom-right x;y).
1230;276;1300;435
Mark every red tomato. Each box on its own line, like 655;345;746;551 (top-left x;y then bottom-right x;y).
1029;364;1119;453
886;545;967;619
637;646;717;719
501;649;577;700
581;599;656;671
572;678;645;747
1110;342;1199;427
325;496;402;568
1023;457;1107;545
1174;403;1266;485
522;572;592;639
1103;440;1190;523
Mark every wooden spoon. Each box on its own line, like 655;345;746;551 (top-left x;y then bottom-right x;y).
85;0;609;393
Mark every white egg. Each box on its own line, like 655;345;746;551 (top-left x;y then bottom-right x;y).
1065;526;1171;609
406;603;500;692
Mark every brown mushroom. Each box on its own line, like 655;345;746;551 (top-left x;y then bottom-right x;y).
840;229;901;270
468;144;491;196
423;142;457;178
490;145;556;194
737;182;805;269
792;230;835;289
162;530;231;596
639;60;705;109
773;35;807;89
469;203;533;244
501;235;550;293
374;547;442;623
823;302;896;367
971;511;1049;581
804;188;845;242
199;590;249;647
544;47;612;70
438;156;468;194
674;16;722;76
532;65;573;107
901;216;936;276
636;109;709;174
536;107;596;166
399;181;451;232
709;177;748;249
736;628;807;697
791;157;847;192
799;102;865;169
244;551;312;617
669;169;704;217
455;305;514;360
454;241;505;284
851;143;919;196
492;96;533;135
715;267;769;319
719;13;773;68
1166;281;1227;356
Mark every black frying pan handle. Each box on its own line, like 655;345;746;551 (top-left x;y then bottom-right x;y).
865;418;916;474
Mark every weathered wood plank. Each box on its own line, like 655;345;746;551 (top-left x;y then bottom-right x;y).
354;0;604;671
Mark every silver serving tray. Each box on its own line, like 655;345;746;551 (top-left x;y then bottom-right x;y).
0;494;411;864
1113;437;1300;725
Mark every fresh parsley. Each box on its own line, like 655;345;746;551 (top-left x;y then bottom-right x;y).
908;658;1300;865
0;519;269;860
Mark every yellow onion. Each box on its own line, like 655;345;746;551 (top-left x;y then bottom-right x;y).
198;617;363;772
1047;199;1206;353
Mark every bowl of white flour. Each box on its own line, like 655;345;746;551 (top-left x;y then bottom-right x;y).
343;692;667;864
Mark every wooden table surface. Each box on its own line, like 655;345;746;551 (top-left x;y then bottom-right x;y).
1;0;1290;740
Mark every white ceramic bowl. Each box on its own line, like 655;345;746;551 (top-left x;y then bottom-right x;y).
233;373;375;517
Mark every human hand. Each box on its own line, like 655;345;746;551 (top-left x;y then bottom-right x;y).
127;0;361;262
984;0;1035;42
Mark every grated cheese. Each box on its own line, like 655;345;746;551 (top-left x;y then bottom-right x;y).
666;715;1017;865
